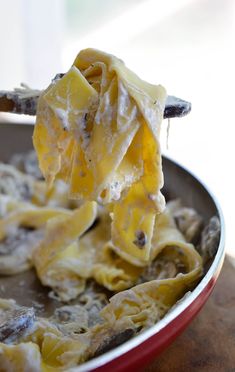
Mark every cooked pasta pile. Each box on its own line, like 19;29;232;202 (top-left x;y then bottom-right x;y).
0;49;210;371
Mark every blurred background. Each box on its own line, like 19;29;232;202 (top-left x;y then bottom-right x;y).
0;0;234;256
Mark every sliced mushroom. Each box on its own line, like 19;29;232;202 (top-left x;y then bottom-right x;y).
51;305;89;335
173;206;203;244
92;328;135;358
0;307;35;343
198;216;220;263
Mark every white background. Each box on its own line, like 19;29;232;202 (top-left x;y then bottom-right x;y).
0;0;234;257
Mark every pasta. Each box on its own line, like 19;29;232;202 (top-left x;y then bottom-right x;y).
33;49;167;266
33;201;97;301
0;198;72;275
0;49;213;371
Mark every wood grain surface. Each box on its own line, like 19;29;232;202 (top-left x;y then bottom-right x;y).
144;256;235;372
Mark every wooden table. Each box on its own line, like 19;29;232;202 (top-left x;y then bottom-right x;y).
144;256;235;372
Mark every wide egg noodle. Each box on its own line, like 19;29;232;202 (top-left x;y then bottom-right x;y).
0;201;72;275
32;201;201;298
0;194;28;218
0;206;71;241
98;243;202;333
33;48;167;265
33;66;98;188
74;49;167;266
76;207;142;292
32;202;97;301
92;202;202;291
0;342;42;372
32;204;141;300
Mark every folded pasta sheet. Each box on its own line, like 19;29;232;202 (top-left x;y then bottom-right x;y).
0;342;42;372
0;199;72;275
33;201;97;301
100;244;202;331
32;204;141;300
33;48;167;265
31;202;201;301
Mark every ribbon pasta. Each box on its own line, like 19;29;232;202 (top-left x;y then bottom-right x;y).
33;48;167;265
0;197;72;275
